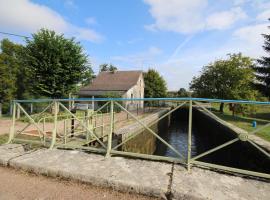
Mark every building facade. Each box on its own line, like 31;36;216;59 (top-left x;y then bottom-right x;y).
78;70;144;109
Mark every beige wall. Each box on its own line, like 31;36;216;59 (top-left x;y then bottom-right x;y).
122;74;144;109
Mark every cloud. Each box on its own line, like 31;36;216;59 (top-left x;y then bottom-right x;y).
112;46;162;63
256;10;270;22
144;0;247;34
0;0;103;42
144;0;207;34
85;17;97;25
233;23;269;45
206;7;247;30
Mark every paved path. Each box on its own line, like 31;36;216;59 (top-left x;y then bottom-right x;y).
0;144;269;200
0;166;154;200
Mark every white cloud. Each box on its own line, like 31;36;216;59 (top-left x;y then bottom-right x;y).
144;0;207;34
233;23;269;45
206;7;247;30
256;10;270;22
144;0;247;34
85;17;97;25
0;0;103;42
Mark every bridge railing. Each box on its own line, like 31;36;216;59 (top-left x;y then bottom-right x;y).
7;97;270;179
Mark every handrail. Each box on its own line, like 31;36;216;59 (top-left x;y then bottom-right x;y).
13;97;270;105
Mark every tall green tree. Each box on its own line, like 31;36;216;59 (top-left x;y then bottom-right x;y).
25;29;93;98
254;21;270;98
0;39;27;109
144;69;167;98
99;63;117;72
190;53;257;112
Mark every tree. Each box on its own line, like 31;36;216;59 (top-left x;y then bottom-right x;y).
99;63;117;72
0;39;28;111
177;88;189;97
254;20;270;98
144;69;167;98
25;29;93;98
190;53;257;113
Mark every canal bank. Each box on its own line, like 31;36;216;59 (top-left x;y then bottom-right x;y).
121;106;270;175
0;144;269;200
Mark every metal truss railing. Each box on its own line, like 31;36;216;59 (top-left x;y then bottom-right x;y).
7;97;270;179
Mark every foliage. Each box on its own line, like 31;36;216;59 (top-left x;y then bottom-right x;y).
253;20;270;98
99;63;118;72
189;53;258;112
177;88;189;97
144;69;167;98
25;29;93;98
97;92;122;113
0;39;30;112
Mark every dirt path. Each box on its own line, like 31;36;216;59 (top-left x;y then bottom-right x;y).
0;166;156;200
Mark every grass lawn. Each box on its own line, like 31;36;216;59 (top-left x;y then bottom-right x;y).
210;103;270;142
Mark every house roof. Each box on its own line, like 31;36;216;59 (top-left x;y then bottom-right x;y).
78;70;143;96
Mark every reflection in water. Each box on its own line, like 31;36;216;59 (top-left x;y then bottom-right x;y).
122;108;270;174
154;116;198;158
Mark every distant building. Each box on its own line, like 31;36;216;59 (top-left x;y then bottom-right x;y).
78;70;144;109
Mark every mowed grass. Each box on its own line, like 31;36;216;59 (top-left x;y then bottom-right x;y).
210;103;270;142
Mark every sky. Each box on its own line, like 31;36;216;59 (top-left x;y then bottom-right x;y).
0;0;269;90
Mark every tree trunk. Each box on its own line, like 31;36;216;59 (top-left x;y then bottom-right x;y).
219;103;224;113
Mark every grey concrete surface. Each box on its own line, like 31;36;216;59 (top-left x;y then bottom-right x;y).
0;144;28;166
0;144;269;200
9;148;171;198
171;165;270;200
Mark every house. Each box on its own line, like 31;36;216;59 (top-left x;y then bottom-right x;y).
78;70;144;109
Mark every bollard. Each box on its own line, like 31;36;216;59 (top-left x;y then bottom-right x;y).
252;121;257;128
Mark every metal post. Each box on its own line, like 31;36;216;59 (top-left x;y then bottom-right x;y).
7;102;16;143
9;101;13;116
16;104;20;119
106;101;114;158
64;119;67;144
187;100;192;171
92;96;94;110
30;103;33;114
49;101;58;149
101;113;104;138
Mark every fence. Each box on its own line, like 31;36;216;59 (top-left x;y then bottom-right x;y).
7;97;270;179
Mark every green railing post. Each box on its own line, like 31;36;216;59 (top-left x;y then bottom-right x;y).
50;101;58;149
7;101;16;143
106;101;114;158
187;99;192;171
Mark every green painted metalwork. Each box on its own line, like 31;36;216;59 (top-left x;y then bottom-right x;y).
187;100;192;171
106;101;114;158
192;160;270;179
114;101;186;161
7;102;16;143
7;97;270;179
49;101;58;149
112;101;187;150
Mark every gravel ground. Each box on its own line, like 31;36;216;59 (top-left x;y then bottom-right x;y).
0;166;157;200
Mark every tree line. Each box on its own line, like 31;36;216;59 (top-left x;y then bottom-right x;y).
190;22;270;113
0;29;93;112
1;21;269;114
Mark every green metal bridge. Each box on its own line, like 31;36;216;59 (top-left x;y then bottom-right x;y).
7;97;270;179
